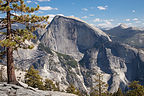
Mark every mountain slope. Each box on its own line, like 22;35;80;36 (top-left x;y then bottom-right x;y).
6;16;144;93
39;16;144;92
80;42;144;92
104;24;144;48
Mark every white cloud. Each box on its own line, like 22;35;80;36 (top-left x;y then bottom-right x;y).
124;23;132;26
35;2;38;4
93;18;113;23
133;18;138;21
39;6;58;10
93;18;101;22
57;14;64;16
82;16;88;19
125;19;130;22
27;1;31;3
98;20;113;28
89;14;94;16
38;0;50;2
30;12;35;15
45;14;64;22
82;8;88;11
132;10;136;13
135;21;141;23
104;20;112;25
97;6;108;10
38;11;44;14
108;19;114;22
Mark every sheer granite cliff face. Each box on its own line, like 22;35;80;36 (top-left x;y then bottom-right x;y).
40;16;111;61
12;15;144;93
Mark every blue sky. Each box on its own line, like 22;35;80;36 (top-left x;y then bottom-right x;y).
2;0;144;28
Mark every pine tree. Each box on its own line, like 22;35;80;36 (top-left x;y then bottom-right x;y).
66;84;82;96
0;0;49;84
126;81;144;96
113;88;124;96
66;84;76;94
25;65;45;90
55;82;60;91
44;78;57;91
90;73;109;96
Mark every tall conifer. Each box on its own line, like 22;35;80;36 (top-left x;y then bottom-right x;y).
90;73;109;96
0;0;49;84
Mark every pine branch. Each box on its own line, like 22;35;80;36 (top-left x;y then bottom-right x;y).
0;24;7;27
0;27;7;30
0;18;7;24
1;2;8;7
10;0;19;2
11;29;17;34
0;31;6;35
11;20;29;26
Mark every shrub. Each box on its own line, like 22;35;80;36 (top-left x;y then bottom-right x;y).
25;65;45;90
44;78;59;91
56;52;78;68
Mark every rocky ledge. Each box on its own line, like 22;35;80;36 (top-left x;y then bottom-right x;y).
0;82;77;96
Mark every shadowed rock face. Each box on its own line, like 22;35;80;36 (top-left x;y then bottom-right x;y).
11;15;144;93
80;42;144;92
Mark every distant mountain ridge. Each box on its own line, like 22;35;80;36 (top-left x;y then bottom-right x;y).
103;24;144;48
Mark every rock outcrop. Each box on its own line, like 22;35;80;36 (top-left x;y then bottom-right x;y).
0;83;77;96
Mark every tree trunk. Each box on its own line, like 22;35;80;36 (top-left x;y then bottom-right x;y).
7;2;17;84
99;75;101;96
7;47;17;84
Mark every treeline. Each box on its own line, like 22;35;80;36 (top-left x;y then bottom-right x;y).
0;65;144;96
88;73;144;96
24;66;144;96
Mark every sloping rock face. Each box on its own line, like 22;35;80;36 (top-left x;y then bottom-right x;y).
11;16;144;93
14;43;87;92
80;42;144;92
0;83;77;96
40;16;144;92
40;16;111;61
